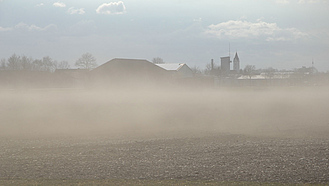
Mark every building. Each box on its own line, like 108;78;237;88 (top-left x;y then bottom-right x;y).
220;56;231;75
155;63;193;78
233;52;240;73
89;58;170;88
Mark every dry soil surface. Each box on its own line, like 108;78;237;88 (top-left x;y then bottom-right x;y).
0;133;328;184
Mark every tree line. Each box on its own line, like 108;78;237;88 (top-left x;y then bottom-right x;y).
0;54;70;72
1;54;322;78
0;53;97;72
194;61;320;79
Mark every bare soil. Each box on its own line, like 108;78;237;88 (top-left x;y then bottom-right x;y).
1;88;329;185
0;133;328;184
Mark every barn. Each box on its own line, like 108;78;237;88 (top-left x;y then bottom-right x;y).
89;58;170;88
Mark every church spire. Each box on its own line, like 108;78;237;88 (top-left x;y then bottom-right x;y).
234;51;239;60
233;51;240;73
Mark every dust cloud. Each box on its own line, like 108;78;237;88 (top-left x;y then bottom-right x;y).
1;86;329;140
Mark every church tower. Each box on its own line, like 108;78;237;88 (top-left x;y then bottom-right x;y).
233;52;240;73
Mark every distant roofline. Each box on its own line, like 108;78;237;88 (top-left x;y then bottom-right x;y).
111;58;149;61
93;58;152;70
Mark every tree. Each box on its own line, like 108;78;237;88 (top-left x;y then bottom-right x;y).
32;59;43;71
244;65;256;79
204;61;220;76
42;56;57;72
190;66;203;77
1;54;71;72
57;60;70;69
7;54;21;70
152;57;164;64
263;67;276;79
75;53;97;70
21;55;33;70
0;58;6;70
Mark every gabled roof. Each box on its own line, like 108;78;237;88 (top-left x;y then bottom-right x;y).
155;63;185;71
92;58;163;71
93;58;150;69
90;58;169;78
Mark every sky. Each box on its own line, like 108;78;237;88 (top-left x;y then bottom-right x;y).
0;0;328;71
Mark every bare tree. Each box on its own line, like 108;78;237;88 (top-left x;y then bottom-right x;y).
263;67;276;79
0;58;6;70
7;54;21;70
152;57;164;64
32;59;43;71
2;54;72;72
204;62;220;76
57;60;70;69
244;65;256;79
190;66;203;77
42;56;57;72
21;55;33;70
75;53;97;70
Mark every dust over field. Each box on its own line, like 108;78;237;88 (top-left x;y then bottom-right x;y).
1;87;329;139
1;87;329;184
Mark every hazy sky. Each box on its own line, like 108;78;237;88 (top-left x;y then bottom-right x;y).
1;0;328;71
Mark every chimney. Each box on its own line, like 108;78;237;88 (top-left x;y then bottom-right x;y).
211;59;214;70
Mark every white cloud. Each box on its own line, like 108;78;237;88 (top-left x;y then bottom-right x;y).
298;0;324;3
53;2;66;8
274;0;325;4
193;18;202;22
14;22;57;32
276;0;289;4
68;7;85;15
96;1;126;15
36;3;44;7
0;26;13;32
205;20;307;41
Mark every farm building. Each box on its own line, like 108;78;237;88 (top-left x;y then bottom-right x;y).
89;58;170;88
155;63;193;78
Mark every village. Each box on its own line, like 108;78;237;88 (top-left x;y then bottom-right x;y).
0;52;328;89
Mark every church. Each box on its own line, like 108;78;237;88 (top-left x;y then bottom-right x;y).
220;51;240;75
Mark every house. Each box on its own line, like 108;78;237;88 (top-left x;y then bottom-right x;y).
89;58;170;88
155;63;193;78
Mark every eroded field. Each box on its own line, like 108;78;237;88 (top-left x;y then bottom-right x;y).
0;134;328;184
1;87;329;184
